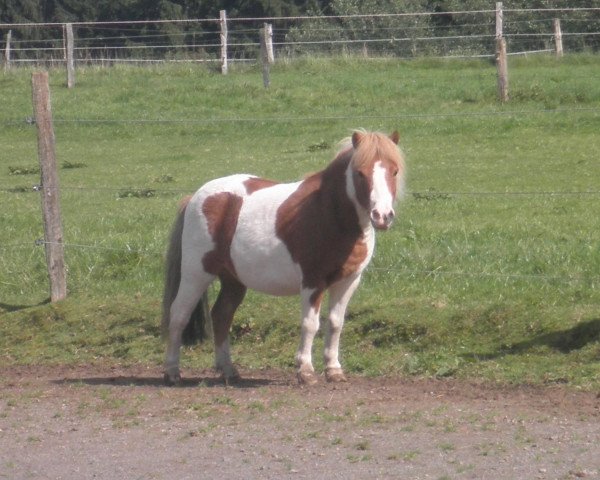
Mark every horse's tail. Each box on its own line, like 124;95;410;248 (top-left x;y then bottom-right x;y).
162;195;209;345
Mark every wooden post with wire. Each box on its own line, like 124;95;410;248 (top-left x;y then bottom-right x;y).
220;10;228;74
3;30;11;71
64;23;75;88
265;23;274;64
32;71;67;302
260;24;271;88
495;2;509;102
553;18;563;58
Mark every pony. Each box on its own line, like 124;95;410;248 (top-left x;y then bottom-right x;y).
162;130;405;386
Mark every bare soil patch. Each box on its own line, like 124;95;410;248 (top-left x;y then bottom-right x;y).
1;365;599;480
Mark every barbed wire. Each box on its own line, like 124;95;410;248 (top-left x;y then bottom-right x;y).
5;17;598;48
0;106;596;129
42;107;600;123
5;31;599;58
2;7;600;30
0;11;497;29
3;183;599;198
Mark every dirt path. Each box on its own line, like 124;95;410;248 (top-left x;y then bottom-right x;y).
1;365;599;480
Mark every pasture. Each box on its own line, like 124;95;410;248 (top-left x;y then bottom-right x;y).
1;55;599;388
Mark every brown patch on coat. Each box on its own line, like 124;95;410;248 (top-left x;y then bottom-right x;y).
244;177;279;195
201;192;243;277
211;272;247;346
275;150;367;296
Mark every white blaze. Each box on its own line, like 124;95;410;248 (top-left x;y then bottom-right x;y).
371;161;394;215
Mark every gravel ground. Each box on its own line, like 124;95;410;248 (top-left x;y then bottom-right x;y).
1;365;599;480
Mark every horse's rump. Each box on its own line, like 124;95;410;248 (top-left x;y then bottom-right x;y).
162;195;208;344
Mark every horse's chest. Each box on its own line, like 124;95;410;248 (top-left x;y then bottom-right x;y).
229;187;374;295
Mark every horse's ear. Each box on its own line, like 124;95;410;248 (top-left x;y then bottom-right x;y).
390;131;400;145
352;131;364;149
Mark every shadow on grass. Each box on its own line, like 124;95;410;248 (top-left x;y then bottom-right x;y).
0;298;50;313
466;318;600;361
54;374;283;389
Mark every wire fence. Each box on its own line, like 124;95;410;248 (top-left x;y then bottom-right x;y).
2;10;599;295
2;106;600;130
2;7;600;66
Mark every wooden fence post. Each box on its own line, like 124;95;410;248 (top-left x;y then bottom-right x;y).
553;18;563;57
64;23;75;88
260;24;271;88
3;30;11;71
220;10;228;74
495;2;503;40
265;23;274;64
495;2;509;102
32;71;67;302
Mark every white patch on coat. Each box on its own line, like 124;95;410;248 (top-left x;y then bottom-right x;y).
230;181;304;296
180;174;255;278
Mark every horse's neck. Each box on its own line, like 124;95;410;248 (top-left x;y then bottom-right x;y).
319;152;369;234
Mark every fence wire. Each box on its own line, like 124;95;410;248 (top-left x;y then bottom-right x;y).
2;7;600;64
2;106;599;129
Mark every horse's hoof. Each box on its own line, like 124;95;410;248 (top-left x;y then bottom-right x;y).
297;370;319;386
164;371;182;387
221;372;242;386
325;368;348;383
216;365;241;386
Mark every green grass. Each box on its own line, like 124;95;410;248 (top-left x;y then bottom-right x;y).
1;55;599;388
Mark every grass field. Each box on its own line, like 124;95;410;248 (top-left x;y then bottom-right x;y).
1;55;599;388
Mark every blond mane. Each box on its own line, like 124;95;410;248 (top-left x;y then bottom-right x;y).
338;130;405;197
338;130;403;167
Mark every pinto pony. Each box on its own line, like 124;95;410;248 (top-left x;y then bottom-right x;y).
163;130;405;385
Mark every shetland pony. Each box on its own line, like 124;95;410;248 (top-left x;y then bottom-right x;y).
163;130;405;385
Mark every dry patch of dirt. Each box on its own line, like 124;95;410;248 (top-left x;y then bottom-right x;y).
1;365;599;479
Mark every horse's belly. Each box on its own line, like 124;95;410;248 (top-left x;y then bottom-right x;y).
230;242;302;296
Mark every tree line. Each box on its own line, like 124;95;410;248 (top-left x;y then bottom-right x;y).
2;1;599;60
2;0;599;24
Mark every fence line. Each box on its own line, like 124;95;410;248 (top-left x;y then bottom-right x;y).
1;106;598;128
8;31;599;53
3;8;600;29
3;183;600;197
8;18;595;45
2;7;600;68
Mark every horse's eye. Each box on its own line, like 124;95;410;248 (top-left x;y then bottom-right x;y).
392;169;399;177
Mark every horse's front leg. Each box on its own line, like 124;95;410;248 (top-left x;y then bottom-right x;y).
324;274;362;383
296;288;324;385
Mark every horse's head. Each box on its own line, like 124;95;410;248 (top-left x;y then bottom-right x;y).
348;130;405;230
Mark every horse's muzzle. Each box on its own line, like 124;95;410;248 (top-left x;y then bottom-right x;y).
371;208;395;230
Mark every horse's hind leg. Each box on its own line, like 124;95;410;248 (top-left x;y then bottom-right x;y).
165;272;214;385
211;275;247;383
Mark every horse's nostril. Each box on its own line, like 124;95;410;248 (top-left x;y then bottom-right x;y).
371;210;381;221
